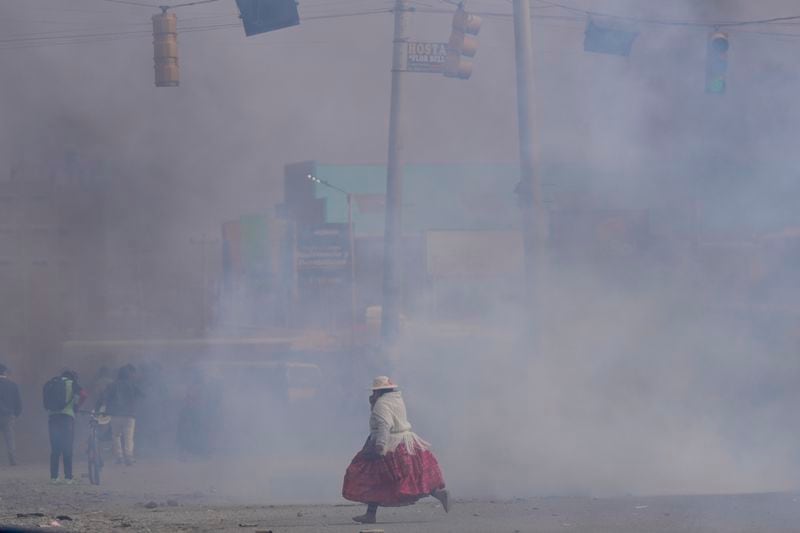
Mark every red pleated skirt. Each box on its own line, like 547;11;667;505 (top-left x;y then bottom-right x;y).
342;442;446;506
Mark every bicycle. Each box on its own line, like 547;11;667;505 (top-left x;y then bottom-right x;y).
79;410;111;485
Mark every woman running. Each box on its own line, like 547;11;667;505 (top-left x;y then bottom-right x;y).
342;376;449;524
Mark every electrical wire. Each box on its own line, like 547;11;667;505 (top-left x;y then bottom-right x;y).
304;8;393;21
0;28;152;45
6;0;800;51
97;0;222;8
408;1;440;10
533;0;800;29
167;0;222;10
98;0;158;8
414;6;582;22
47;0;800;29
418;4;800;38
0;8;394;50
95;0;384;12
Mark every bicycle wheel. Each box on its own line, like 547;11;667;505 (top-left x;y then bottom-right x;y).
87;430;101;485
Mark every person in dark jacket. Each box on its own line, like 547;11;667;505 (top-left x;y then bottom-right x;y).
102;365;143;465
88;366;113;412
0;364;22;466
46;370;87;483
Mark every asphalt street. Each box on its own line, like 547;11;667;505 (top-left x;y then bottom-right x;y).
1;463;800;532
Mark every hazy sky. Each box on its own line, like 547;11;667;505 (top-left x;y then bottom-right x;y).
2;0;799;233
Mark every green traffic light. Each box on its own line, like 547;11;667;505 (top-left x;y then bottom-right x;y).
707;77;726;94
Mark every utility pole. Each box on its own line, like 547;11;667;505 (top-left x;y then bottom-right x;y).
512;0;548;327
381;0;411;343
346;193;357;348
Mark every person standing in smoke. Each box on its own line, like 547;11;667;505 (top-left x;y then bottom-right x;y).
87;366;113;410
44;370;87;484
0;364;22;466
136;361;168;456
177;367;220;456
342;376;450;524
102;364;143;466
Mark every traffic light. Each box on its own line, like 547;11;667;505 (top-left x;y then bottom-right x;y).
706;31;729;94
152;11;179;87
443;4;481;80
235;0;300;37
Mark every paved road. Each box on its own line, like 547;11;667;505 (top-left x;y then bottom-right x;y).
1;463;799;532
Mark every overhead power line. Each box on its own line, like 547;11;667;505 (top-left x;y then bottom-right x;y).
99;0;158;7
165;0;222;10
98;0;222;7
0;7;394;50
57;0;800;29
5;2;800;51
416;4;800;38
533;0;800;29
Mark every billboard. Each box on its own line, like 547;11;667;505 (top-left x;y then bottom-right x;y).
296;223;351;291
426;230;524;279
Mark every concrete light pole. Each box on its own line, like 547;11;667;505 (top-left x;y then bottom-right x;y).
512;0;548;325
381;0;411;343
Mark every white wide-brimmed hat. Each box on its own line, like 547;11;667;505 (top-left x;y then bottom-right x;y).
371;375;398;390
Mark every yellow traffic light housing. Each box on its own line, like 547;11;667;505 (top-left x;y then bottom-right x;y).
153;11;179;87
443;4;481;80
443;50;473;80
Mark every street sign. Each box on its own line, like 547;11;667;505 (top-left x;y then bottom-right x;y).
296;223;351;290
406;41;447;73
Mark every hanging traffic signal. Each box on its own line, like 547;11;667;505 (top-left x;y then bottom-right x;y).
152;10;179;87
443;4;481;80
235;0;300;37
706;31;729;94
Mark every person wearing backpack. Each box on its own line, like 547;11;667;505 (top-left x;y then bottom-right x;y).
43;370;87;484
0;363;22;466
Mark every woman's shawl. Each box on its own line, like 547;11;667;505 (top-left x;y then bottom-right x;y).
369;391;431;455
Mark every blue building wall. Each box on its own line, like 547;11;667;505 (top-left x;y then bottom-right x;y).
313;163;524;237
